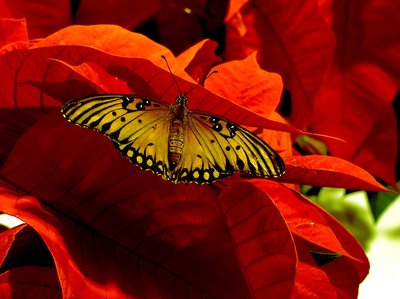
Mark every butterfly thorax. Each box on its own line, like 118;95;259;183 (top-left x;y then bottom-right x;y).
168;97;189;170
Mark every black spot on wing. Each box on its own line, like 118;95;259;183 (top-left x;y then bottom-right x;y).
122;96;133;109
88;117;102;129
124;96;133;103
210;117;219;123
173;167;231;184
248;161;257;173
237;159;245;171
227;123;238;137
225;160;235;172
111;141;168;177
101;121;112;132
212;123;222;132
136;102;145;110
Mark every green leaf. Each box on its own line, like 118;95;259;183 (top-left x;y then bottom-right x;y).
368;182;400;222
310;251;342;266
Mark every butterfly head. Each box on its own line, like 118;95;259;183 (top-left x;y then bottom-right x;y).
176;94;188;106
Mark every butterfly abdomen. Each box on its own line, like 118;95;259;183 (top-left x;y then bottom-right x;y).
168;118;184;170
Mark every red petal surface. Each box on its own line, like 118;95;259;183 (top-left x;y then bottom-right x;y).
34;25;171;60
0;113;297;298
218;182;297;298
0;225;27;266
0;16;378;298
0;225;60;297
0;0;72;38
205;52;283;118
281;155;388;192
0;181;231;298
74;0;161;30
0;25;296;133
254;180;369;298
0;266;61;298
311;0;399;187
50;60;133;94
291;260;337;299
154;1;207;54
177;39;222;82
0;110;46;166
225;0;248;21
0;18;28;50
225;0;335;127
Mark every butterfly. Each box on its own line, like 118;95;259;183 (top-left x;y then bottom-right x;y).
62;67;285;184
62;93;285;184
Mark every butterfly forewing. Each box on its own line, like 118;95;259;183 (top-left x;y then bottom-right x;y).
170;111;285;183
62;95;172;179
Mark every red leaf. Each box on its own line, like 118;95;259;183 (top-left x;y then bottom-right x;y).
205;52;283;118
218;182;297;298
34;25;170;59
0;19;375;298
225;0;248;21
281;155;388;192
0;266;61;298
74;0;161;30
253;180;369;297
310;0;399;187
177;39;222;82
225;0;335;127
292;237;361;299
0;225;60;297
154;1;206;54
0;107;368;298
292;262;337;299
49;60;133;94
0;110;46;166
318;0;400;80
0;25;297;134
0;18;28;51
1;181;238;298
0;113;296;298
256;112;293;158
0;0;72;39
0;225;27;266
262;181;369;266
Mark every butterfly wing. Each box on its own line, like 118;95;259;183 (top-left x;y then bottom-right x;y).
171;112;285;184
62;95;172;179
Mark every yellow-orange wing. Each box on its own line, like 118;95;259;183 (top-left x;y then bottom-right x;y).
170;112;286;184
62;95;173;180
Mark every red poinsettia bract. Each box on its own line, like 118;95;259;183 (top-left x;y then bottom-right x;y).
225;0;399;188
0;22;388;299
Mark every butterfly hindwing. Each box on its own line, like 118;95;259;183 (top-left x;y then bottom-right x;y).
62;95;172;179
172;112;285;183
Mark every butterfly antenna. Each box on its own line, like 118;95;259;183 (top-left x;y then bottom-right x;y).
161;55;183;95
185;69;219;95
